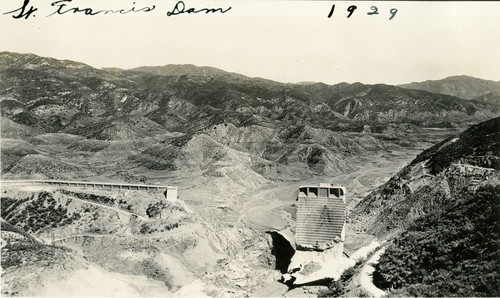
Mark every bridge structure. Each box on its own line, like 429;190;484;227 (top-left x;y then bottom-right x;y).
1;180;178;201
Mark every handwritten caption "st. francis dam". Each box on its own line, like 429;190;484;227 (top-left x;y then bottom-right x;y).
3;0;232;19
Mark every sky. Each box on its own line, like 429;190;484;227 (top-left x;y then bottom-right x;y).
1;0;500;85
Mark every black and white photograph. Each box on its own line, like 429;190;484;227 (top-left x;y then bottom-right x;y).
1;0;499;296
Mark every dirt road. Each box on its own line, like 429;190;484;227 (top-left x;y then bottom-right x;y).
359;247;386;297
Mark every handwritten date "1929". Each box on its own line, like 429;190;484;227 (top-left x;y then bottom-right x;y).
328;4;398;20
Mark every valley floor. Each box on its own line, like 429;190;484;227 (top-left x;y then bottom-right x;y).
1;148;420;297
175;148;421;295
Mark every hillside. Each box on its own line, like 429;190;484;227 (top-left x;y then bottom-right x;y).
373;185;500;296
0;187;280;296
400;75;500;103
354;116;500;236
1;188;192;295
349;116;500;297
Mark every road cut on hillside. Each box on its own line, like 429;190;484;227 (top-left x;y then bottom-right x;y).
359;247;387;297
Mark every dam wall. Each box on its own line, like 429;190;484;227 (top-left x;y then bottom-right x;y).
295;184;346;251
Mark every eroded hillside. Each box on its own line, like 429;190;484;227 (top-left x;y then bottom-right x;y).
0;188;279;296
354;116;500;237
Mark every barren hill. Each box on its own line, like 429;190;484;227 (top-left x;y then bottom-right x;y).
0;188;259;296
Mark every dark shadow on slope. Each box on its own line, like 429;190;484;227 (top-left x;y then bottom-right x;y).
266;231;295;273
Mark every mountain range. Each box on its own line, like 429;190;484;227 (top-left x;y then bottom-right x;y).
1;51;499;183
1;52;498;135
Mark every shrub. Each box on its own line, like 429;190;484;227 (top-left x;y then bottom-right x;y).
1;192;74;233
318;256;365;297
59;190;115;205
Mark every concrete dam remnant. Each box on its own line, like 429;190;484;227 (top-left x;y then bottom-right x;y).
280;183;347;286
295;184;346;251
